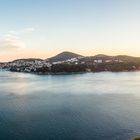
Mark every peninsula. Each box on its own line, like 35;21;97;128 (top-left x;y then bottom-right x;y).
0;51;140;74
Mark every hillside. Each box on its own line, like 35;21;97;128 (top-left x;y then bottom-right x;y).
48;51;83;62
114;55;140;63
12;58;43;63
80;54;140;63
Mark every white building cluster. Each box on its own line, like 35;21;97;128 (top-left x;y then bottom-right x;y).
0;59;52;72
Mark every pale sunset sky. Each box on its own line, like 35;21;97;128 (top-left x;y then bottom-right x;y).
0;0;140;61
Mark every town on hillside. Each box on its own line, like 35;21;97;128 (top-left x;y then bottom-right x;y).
0;52;140;74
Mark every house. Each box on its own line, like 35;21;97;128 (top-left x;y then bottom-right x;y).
94;59;103;63
105;60;112;63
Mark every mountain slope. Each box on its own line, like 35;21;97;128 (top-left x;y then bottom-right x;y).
48;51;83;62
81;54;140;63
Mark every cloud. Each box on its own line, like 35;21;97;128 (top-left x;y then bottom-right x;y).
0;34;25;51
9;27;35;35
0;27;35;51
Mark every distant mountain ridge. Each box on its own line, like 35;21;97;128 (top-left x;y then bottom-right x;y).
2;51;140;63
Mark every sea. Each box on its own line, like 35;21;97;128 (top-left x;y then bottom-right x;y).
0;71;140;140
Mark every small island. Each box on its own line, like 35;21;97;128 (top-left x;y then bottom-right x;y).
0;51;140;74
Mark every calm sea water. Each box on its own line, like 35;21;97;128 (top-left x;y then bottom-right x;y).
0;71;140;140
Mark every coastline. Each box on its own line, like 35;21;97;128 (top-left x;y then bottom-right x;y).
2;69;140;76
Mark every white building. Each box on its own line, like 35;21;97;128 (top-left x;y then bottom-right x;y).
94;59;103;63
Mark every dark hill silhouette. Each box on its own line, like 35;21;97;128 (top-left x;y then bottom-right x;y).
3;51;140;63
48;51;83;62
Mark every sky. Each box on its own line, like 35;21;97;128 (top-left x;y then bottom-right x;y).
0;0;140;61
